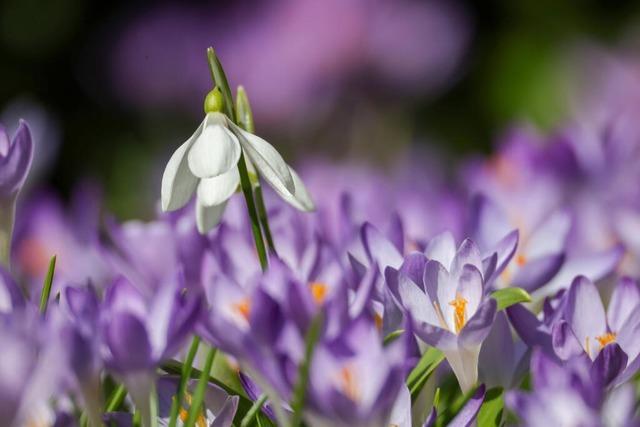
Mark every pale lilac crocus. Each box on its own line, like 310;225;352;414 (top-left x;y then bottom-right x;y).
101;277;201;427
552;276;640;385
0;120;33;267
395;236;497;393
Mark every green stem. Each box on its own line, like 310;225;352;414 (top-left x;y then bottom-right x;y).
0;195;16;269
184;347;217;427
206;47;268;271
235;86;277;256
253;178;277;256
149;382;159;427
290;314;324;427
39;255;57;315
169;336;201;427
240;393;268;427
238;153;269;270
104;383;127;412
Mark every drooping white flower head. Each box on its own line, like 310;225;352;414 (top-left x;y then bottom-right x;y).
161;94;314;234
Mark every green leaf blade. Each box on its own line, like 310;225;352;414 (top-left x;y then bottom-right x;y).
491;287;531;311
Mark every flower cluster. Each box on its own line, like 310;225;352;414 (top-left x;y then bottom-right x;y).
2;48;640;427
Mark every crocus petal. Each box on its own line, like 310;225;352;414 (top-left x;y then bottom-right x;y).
607;277;640;332
460;299;497;347
512;253;565;292
160;120;201;211
457;265;484;317
211;396;239;427
228;120;294;193
591;343;628;388
538;244;624;299
551;320;584;361
451;239;483;276
413;321;458;350
105;313;152;371
424;231;456;268
506;304;554;354
485;229;519;281
195;200;227;234
397;272;438;326
448;384;486;427
362;222;404;270
525;210;571;259
196;168;240;207
0;120;33;195
188;115;241;178
565;276;607;356
444;346;482;393
479;311;515;388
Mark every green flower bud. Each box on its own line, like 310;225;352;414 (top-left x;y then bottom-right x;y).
204;87;225;114
235;85;255;133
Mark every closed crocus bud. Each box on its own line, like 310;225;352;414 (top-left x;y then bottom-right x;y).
0;121;33;267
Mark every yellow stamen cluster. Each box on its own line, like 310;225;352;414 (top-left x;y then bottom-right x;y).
179;393;208;427
449;293;468;334
596;332;617;349
309;282;328;305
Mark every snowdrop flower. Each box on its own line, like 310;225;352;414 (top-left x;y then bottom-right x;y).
161;89;314;233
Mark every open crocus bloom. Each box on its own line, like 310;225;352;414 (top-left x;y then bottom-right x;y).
161;112;314;233
397;242;497;393
553;276;640;384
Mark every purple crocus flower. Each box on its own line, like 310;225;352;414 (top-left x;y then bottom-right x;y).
394;235;497;392
101;276;201;425
0;120;33;267
0;306;72;427
551;276;640;385
304;316;412;427
507;349;639;427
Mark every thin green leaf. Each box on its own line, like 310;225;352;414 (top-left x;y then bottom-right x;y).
206;47;235;122
160;360;274;426
407;347;445;401
104;383;127;412
476;387;504;427
240;393;268;427
290;313;324;427
435;384;480;427
491;287;531;311
39;255;56;314
149;381;159;427
184;346;217;427
169;336;201;427
383;329;404;346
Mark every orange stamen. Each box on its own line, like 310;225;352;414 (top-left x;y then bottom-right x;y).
339;366;360;402
374;312;383;331
233;298;251;321
449;293;468;334
516;254;527;267
309;282;328;305
596;332;617;349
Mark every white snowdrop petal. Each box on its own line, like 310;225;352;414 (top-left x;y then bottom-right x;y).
160;121;202;211
195;199;227;234
188;123;241;178
228;120;294;193
196;168;240;207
